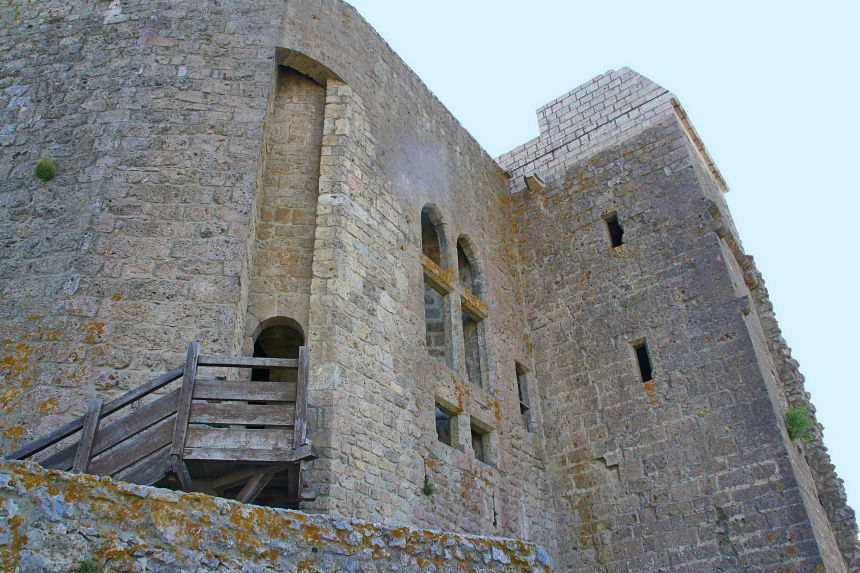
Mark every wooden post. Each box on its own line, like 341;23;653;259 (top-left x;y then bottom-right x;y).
293;346;310;449
170;341;200;490
71;399;103;474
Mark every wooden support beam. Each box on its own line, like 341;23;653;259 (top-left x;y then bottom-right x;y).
293;346;310;449
211;463;291;491
171;455;192;491
170;341;200;490
236;468;278;504
71;399;103;474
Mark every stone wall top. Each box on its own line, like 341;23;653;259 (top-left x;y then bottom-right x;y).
498;67;727;196
0;460;551;572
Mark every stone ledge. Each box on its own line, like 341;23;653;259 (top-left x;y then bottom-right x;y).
0;460;550;572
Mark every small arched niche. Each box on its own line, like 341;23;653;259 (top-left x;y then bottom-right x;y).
421;204;448;267
252;318;305;382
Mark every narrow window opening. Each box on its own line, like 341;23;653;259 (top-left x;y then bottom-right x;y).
471;425;487;463
605;213;624;248
435;404;453;446
424;281;452;369
462;310;483;387
633;340;653;382
421;208;442;265
515;362;533;431
457;241;474;294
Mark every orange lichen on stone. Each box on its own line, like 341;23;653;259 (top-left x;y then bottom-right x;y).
460;290;488;318
1;341;34;380
299;521;322;545
421;255;455;291
2;425;23;438
38;398;59;413
0;513;27;571
643;381;657;405
296;560;320;573
1;388;23;414
82;321;106;343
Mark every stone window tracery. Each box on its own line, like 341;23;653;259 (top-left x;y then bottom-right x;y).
421;205;453;369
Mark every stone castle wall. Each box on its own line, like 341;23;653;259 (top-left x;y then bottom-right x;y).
499;69;855;570
0;1;856;571
1;0;559;553
0;0;286;443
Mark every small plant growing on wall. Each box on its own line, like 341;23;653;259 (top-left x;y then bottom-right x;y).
34;157;56;181
423;473;434;496
785;406;814;441
73;558;100;573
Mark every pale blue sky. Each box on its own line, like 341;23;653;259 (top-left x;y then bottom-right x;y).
346;1;860;521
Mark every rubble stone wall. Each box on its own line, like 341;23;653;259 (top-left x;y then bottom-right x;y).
0;460;550;572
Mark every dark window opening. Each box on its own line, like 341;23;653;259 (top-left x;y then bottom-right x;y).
634;340;653;382
471;425;487;463
605;213;624;248
435;404;453;446
462;310;483;388
515;362;533;431
252;324;303;382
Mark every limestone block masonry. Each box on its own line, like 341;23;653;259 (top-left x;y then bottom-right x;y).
0;0;857;571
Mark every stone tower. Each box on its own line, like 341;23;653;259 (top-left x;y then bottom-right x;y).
0;0;856;570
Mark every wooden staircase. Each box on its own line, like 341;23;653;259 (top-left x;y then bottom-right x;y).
5;342;318;506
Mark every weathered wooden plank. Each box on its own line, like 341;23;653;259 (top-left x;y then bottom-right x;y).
236;469;278;503
113;445;171;486
170;342;201;459
193;380;297;402
189;402;296;426
183;447;291;463
72;399;103;474
7;365;183;460
183;442;319;463
293;346;310;448
88;416;175;476
198;356;298;369
40;389;180;471
185;427;293;451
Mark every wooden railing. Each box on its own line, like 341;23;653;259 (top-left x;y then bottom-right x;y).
5;342;317;504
